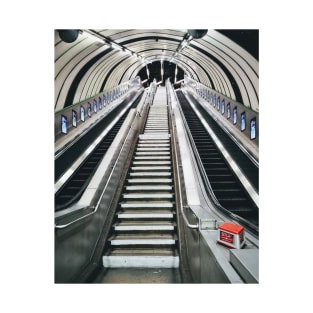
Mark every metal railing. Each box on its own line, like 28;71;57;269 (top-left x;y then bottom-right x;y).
166;81;198;229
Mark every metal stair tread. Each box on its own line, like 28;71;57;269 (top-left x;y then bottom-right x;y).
117;211;174;219
136;148;170;151
102;255;179;268
137;144;170;147
122;193;173;199
127;178;172;183
107;247;179;256
132;161;171;165
120;202;173;208
125;185;172;190
134;156;171;160
135;151;170;155
129;172;171;176
131;166;171;170
114;221;175;231
114;220;175;226
110;232;177;239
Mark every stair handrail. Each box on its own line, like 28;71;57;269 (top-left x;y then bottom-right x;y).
166;82;198;229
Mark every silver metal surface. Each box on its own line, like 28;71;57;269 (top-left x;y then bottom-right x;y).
167;81;199;230
229;249;259;283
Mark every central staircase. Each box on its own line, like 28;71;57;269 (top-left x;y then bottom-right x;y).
102;87;179;269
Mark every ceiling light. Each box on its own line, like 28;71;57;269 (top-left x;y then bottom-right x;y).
111;42;122;51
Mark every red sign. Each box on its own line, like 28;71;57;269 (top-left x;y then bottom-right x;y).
220;231;233;243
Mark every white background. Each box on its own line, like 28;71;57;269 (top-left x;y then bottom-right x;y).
1;1;312;312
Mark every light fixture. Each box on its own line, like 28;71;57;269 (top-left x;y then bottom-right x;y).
111;42;122;51
58;30;80;43
173;31;196;57
187;29;208;39
80;29;148;61
146;65;150;78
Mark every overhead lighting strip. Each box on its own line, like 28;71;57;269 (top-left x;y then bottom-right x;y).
82;29;143;60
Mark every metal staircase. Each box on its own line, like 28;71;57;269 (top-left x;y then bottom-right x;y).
103;87;179;269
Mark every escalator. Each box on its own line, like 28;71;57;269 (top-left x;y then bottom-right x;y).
55;92;143;212
176;90;258;229
184;92;258;192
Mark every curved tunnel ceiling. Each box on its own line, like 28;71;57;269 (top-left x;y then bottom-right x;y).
55;29;259;112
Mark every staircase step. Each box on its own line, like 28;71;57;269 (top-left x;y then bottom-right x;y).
122;193;173;199
127;178;172;184
137;141;169;144
136;148;169;152
145;130;168;132
139;134;170;140
138;144;170;147
132;161;171;165
125;185;172;191
135;151;170;155
117;211;174;219
131;166;171;171
102;255;179;268
120;202;173;208
109;233;177;245
114;221;175;231
108;247;178;256
129;172;171;177
134;156;170;160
